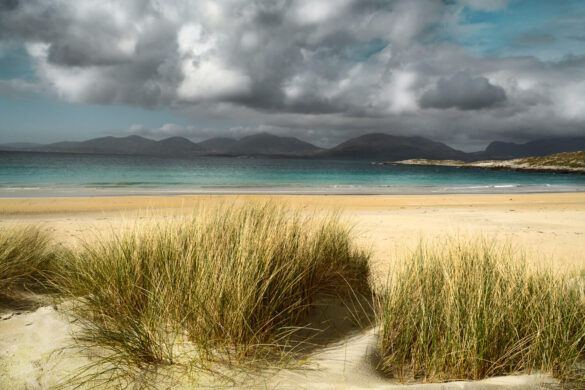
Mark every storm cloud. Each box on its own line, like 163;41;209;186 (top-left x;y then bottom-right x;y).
419;71;507;110
0;0;584;150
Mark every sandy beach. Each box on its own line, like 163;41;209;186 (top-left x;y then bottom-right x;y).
1;192;584;389
1;192;584;271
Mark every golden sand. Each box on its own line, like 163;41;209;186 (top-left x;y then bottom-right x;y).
1;193;584;389
1;193;584;271
1;192;584;215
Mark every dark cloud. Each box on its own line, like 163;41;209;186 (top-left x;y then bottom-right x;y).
47;41;133;67
0;0;18;11
0;0;584;149
0;0;446;112
419;71;507;110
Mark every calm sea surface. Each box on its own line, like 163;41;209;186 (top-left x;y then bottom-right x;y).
1;151;585;197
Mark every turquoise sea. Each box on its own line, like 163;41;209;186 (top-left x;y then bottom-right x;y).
1;151;585;197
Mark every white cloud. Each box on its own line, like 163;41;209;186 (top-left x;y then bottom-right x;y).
176;22;251;101
177;57;250;102
177;24;216;57
387;71;418;113
555;81;585;121
294;0;351;25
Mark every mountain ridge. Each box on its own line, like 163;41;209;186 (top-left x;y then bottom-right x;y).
12;133;321;158
485;137;585;158
2;133;584;161
314;133;470;161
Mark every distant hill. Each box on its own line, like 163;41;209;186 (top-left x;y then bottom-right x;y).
316;133;469;161
148;137;204;155
194;133;322;155
36;135;207;156
29;133;321;157
37;135;159;155
8;132;585;162
196;137;238;153
485;137;585;158
225;132;322;155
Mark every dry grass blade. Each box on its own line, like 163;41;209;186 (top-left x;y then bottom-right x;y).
376;238;585;384
54;202;371;386
0;226;59;306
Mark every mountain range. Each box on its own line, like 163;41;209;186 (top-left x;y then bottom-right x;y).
1;132;585;162
484;137;585;158
317;133;469;161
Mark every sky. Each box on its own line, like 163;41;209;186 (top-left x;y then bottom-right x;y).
0;0;584;151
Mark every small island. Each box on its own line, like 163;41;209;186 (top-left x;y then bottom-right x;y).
387;150;585;174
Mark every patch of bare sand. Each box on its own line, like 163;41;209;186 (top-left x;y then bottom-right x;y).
1;193;583;389
0;305;88;389
0;305;560;390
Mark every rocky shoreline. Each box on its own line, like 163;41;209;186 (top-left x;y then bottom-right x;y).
386;151;585;175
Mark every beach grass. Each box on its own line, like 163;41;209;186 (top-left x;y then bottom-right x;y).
54;202;371;384
4;207;585;388
0;226;58;300
376;238;585;383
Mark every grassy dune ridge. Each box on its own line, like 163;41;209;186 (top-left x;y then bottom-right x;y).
1;203;584;387
0;226;58;298
53;202;371;383
377;239;585;383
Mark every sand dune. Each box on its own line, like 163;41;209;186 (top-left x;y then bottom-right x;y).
1;193;584;389
0;300;560;389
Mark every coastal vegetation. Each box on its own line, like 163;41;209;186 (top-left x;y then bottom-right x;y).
377;238;585;383
389;150;585;174
1;205;584;387
52;203;371;385
0;226;58;301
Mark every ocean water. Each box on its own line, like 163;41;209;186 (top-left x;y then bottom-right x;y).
1;151;585;197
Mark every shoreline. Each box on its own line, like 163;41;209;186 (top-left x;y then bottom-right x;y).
386;151;585;175
388;162;585;175
2;192;585;213
1;185;585;199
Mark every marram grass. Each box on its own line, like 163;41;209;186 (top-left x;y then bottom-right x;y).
0;225;57;298
3;214;584;387
377;238;585;383
54;202;371;384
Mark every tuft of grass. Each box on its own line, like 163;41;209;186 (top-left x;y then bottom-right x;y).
0;225;57;299
55;202;371;384
377;238;585;383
